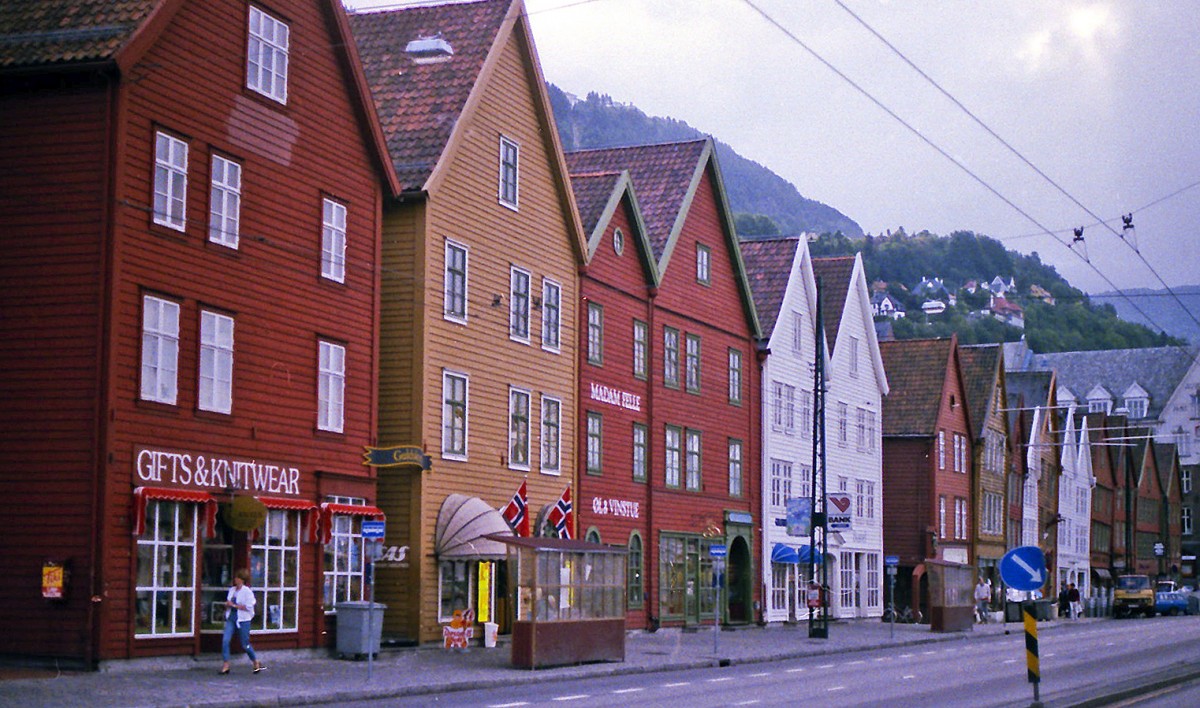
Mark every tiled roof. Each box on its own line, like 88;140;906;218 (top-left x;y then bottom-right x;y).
349;0;511;192
879;337;955;436
959;343;1003;439
811;256;854;349
1030;346;1198;421
1005;369;1054;443
568;171;622;237
0;0;157;69
738;237;800;340
565;140;708;260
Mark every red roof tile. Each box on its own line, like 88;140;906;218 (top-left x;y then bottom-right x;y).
738;237;800;340
810;256;854;349
0;0;158;69
349;0;511;192
568;170;623;237
565;140;708;260
958;344;1003;439
879;337;955;436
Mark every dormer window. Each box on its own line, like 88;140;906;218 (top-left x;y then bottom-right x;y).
1086;385;1113;415
405;34;454;64
247;6;289;104
1125;397;1148;419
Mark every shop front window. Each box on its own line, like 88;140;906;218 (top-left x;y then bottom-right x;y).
627;533;644;609
323;502;366;612
251;509;300;631
200;522;234;632
135;501;197;637
440;560;475;621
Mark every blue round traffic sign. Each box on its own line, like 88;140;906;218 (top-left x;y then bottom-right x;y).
999;546;1047;592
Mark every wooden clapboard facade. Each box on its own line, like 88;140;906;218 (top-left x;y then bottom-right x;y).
0;0;393;664
350;0;587;644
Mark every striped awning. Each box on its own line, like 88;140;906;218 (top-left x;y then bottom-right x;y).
132;487;217;538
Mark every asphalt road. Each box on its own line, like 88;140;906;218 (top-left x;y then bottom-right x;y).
340;616;1200;707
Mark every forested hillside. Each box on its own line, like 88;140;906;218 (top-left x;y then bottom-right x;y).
548;86;862;238
1093;286;1200;344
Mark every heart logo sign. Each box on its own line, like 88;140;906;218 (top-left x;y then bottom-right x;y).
828;494;851;513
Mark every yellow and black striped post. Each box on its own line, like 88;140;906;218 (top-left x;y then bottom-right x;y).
1023;601;1042;707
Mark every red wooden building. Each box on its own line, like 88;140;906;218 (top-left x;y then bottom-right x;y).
0;0;395;665
879;336;973;618
566;139;762;628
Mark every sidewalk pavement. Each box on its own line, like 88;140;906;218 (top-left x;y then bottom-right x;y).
0;615;1094;707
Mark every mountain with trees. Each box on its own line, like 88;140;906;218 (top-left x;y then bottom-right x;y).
1092;286;1200;344
548;86;862;238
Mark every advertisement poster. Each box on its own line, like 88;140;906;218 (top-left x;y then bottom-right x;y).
786;497;812;537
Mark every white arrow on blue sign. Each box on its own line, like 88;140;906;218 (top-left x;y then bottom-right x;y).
709;544;727;558
1000;545;1047;592
884;555;899;566
361;520;386;539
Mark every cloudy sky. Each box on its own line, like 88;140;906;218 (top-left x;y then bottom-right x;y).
344;0;1200;296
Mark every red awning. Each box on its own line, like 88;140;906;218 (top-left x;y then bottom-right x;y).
317;502;385;544
253;497;319;542
133;486;217;538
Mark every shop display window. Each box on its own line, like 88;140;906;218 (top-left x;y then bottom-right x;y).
200;523;234;632
323;496;366;612
135;501;197;637
251;509;300;631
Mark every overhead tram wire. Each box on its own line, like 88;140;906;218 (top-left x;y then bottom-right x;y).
739;0;1173;343
831;0;1200;332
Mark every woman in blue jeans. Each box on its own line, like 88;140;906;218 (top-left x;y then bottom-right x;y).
220;568;265;675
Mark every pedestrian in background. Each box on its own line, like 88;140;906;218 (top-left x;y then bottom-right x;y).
1057;584;1070;619
974;577;991;623
1067;583;1081;619
220;568;265;675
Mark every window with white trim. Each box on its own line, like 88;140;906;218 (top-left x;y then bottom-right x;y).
135;501;196;637
508;387;531;470
938;495;947;538
247;5;289;104
837;402;848;446
799;390;812;440
586;412;603;474
665;425;682;487
444;241;468;322
632;423;648;483
938;431;946;469
438;559;474;622
141;295;180;405
586;302;603;364
771;563;789;612
633;321;648;379
770;459;792;508
685;429;702;491
865;554;880;608
1126;396;1148;419
627;534;644;609
208;155;241;247
499;137;519;208
728;439;743;497
798;464;813;499
685;334;701;393
696;244;710;285
154;131;187;231
317;341;345;433
728;348;742;404
855;408;867;450
792;311;803;353
849;336;860;377
541;396;561;474
321;198;347;283
442;371;468;458
199;310;234;414
771;382;795;434
251;509;300;631
840;552;854;608
323;496;366;612
510;266;531;341
1183;468;1192;495
1184;507;1193;536
541;278;561;352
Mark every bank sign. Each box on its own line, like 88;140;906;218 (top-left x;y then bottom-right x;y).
136;446;301;495
826;493;852;531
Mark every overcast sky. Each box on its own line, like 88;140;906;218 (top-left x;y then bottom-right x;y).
344;0;1200;296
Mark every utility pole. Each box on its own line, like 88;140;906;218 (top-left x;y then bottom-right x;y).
809;277;829;639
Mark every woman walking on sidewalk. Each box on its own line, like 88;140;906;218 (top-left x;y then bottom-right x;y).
220;569;265;675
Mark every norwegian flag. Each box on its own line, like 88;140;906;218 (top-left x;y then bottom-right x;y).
499;480;529;537
548;486;573;539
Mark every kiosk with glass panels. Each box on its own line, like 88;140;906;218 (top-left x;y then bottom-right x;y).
490;535;626;669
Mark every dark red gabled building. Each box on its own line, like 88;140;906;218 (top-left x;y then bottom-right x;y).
879;336;973;619
1087;413;1116;590
0;0;395;665
567;139;761;628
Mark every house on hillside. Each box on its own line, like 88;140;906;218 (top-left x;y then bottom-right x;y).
871;292;906;320
812;255;889;619
740;236;819;624
0;0;393;664
1029;284;1056;305
922;300;948;316
879;336;972;621
991;297;1025;329
350;0;588;644
567;138;762;629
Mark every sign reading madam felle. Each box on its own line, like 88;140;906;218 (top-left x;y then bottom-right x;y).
136;447;301;495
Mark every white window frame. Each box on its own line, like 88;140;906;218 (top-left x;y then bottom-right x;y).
199;310;234;414
632;423;648;483
251;509;301;632
1183;507;1193;536
849;336;860;377
499;136;519;209
728;348;742;404
799;390;812;440
685;429;702;491
696;244;711;284
508;386;531;471
633;321;649;380
728;439;743;497
770;459;792;508
665;425;682;488
438;559;475;622
938;495;947;538
1126;397;1148;419
247;5;289;104
792;311;803;353
510;266;531;342
321;198;347;283
856;408;867;450
323;496;367;612
442;371;469;459
153;131;188;231
208;155;241;247
586;301;603;364
663;327;680;388
938;431;946;469
135;500;197;637
837;402;848;445
540;395;561;474
541;278;561;353
685;334;701;393
317;341;345;433
586;411;603;474
1183;468;1192;495
444;241;468;323
141;295;180;405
